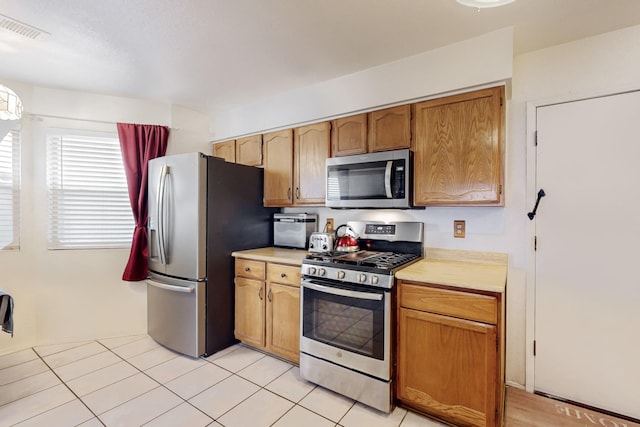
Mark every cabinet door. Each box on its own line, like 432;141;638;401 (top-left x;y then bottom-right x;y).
213;139;236;163
331;114;367;156
263;129;294;206
294;122;330;205
236;134;263;166
234;277;265;347
397;307;497;427
368;105;411;152
266;282;300;363
413;86;504;206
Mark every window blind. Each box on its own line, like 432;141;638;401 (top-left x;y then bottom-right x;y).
0;129;20;250
47;130;134;249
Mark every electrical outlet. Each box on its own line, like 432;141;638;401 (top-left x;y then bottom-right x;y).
325;218;334;233
454;220;465;238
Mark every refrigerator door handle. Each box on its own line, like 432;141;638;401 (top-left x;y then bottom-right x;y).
146;279;195;294
157;165;170;265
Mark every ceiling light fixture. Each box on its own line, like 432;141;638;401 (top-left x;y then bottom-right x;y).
0;84;23;121
456;0;515;9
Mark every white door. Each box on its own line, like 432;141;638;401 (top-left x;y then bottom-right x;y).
534;91;640;420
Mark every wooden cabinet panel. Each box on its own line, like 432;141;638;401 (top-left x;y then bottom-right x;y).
400;283;497;325
236;134;263;166
234;258;300;363
267;263;301;288
235;259;266;281
213;139;236;163
294;122;330;205
234;277;265;347
263;129;294;206
331;114;367;156
368;105;411;152
266;282;300;363
414;86;504;206
397;307;497;427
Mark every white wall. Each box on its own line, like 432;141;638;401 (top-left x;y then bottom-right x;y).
211;27;514;140
0;82;211;354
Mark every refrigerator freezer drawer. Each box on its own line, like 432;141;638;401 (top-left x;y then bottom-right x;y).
147;274;205;358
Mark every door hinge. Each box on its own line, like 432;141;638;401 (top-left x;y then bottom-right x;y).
534;236;537;251
533;340;537;356
500;184;503;195
535;130;538;146
500;96;503;107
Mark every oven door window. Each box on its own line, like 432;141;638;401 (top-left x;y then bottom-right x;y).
302;283;386;360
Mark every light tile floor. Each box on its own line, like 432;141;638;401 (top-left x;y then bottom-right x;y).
0;335;447;427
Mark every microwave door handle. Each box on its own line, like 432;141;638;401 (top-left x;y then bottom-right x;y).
157;165;169;265
384;161;393;198
302;281;383;301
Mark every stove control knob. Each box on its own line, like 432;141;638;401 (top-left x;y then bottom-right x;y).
337;271;346;280
371;276;379;285
318;268;326;277
359;274;367;283
308;267;317;275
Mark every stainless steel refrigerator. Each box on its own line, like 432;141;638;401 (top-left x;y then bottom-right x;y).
147;152;275;357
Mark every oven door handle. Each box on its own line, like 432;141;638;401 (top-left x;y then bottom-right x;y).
302;281;383;301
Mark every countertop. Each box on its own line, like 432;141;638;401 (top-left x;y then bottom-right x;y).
395;248;508;293
231;247;308;266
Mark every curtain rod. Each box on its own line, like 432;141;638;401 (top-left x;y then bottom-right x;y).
24;113;179;129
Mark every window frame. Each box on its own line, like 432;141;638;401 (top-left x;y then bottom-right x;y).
46;128;135;250
0;128;20;251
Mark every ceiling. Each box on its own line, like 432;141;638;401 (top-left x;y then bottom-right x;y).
2;0;640;116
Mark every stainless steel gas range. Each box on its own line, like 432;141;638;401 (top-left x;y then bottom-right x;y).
299;221;424;413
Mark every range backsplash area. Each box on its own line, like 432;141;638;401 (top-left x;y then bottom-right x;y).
281;205;507;254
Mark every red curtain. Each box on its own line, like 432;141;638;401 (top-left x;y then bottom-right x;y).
117;123;169;281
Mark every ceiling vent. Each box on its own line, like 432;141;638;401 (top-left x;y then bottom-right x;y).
0;13;49;40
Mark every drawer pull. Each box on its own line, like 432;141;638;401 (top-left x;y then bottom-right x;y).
244;267;250;272
280;273;287;278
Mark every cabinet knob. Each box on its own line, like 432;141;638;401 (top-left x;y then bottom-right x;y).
280;273;287;278
244;267;250;272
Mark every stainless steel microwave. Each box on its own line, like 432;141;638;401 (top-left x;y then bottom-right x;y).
326;149;411;209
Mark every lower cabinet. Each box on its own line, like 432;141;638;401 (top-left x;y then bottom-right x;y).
234;257;301;363
396;281;504;427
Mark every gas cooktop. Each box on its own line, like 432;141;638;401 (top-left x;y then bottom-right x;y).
304;250;421;271
301;221;424;289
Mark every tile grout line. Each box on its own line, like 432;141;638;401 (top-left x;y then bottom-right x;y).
17;341;107;427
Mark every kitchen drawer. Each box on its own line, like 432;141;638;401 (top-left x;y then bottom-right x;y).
399;282;497;324
267;263;301;287
235;258;266;280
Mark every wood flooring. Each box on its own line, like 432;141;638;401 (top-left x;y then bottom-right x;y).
505;387;640;427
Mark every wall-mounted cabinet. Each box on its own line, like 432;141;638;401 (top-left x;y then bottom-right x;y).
413;86;505;206
263;129;294;206
263;123;330;207
236;134;263;167
368;105;412;153
294;122;331;204
331;113;368;156
331;106;411;157
212;139;236;163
